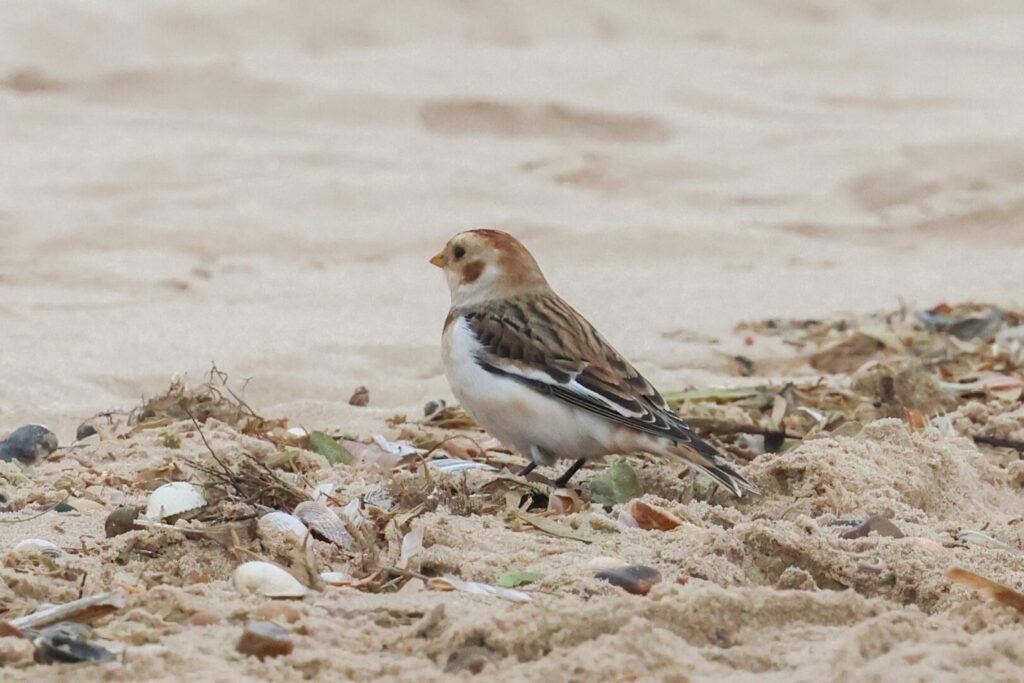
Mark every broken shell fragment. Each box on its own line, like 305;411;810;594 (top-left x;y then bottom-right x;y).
13;539;62;559
958;530;1012;550
293;501;353;549
233;562;308;599
547;488;585;515
104;506;141;538
625;500;682;531
596;565;663;596
0;425;58;464
144;482;207;521
236;621;293;660
840;515;904;540
257;512;309;542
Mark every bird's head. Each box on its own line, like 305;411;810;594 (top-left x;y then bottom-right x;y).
431;229;549;306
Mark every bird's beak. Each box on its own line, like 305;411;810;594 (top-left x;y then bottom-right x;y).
430;251;448;268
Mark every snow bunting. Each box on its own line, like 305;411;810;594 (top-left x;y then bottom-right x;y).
431;229;759;497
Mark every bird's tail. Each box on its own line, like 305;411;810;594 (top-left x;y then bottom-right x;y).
663;440;761;498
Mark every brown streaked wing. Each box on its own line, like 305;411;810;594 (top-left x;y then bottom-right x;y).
462;294;717;455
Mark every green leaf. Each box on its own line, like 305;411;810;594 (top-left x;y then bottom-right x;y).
308;431;354;465
496;570;543;588
588;459;644;506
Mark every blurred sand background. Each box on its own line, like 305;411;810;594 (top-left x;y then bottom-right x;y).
2;1;1024;440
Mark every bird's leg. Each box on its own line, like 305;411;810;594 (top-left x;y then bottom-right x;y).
553;459;586;488
518;461;538;478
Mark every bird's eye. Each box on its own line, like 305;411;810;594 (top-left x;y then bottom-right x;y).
453;246;466;259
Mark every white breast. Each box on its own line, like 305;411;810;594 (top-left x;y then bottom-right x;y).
442;316;616;463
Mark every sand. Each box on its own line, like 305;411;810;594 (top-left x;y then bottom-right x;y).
3;1;1024;680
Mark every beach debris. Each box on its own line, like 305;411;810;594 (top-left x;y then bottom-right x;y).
840;515;905;540
144;481;207;521
445;645;498;675
9;592;124;631
428;457;496;474
496;570;543;588
918;304;1004;341
104;506;140;538
957;530;1013;551
308;431;354;466
809;332;892;374
547;488;585;515
341;439;405;468
947;567;1024;613
424;400;446;417
0;425;58;464
75;421;98;441
236;621;294;660
320;571;356;586
13;539;62;559
33;622;115;665
422;402;479;429
348;386;370;407
373;435;425;458
258;511;309;542
293;501;354;549
595;565;663;596
588;459;644;506
397;524;425;570
622;500;683;531
513;509;591;543
160;430;181;449
426;576;531;603
233;562;309;599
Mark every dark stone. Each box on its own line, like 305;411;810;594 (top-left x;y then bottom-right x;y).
0;425;58;464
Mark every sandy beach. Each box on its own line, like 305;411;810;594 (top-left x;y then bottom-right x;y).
2;1;1024;680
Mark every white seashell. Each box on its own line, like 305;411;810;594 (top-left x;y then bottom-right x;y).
233;561;308;599
337;499;362;524
257;512;308;541
293;501;353;549
310;481;335;501
145;482;207;520
13;539;62;559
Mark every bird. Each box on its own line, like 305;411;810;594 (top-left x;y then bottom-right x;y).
430;228;760;497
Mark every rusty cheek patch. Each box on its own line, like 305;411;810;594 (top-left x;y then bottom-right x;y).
461;260;485;284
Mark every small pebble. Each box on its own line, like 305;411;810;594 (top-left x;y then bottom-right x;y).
75;422;98;441
348;386;370;407
595;565;663;596
105;506;141;538
840;515;905;540
424;399;446;417
0;425;58;464
236;621;293;660
33;622;115;664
